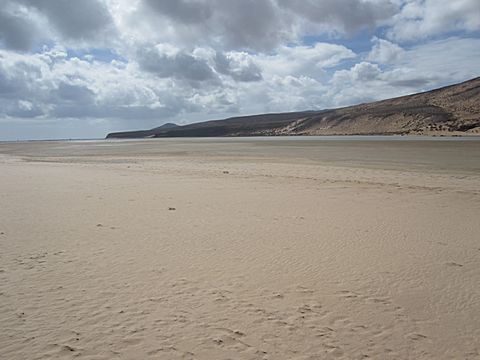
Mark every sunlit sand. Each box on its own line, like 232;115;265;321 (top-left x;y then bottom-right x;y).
1;137;479;359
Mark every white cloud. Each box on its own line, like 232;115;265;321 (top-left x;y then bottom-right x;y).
328;37;480;107
367;37;404;64
0;48;186;121
388;0;480;42
256;43;356;79
214;51;263;82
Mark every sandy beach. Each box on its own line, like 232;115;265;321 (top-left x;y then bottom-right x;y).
1;137;479;360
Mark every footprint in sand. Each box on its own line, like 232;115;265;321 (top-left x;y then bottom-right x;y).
212;328;251;351
62;345;75;352
446;262;463;267
298;304;313;314
406;333;428;341
337;290;359;299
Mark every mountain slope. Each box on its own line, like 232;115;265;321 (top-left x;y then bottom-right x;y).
106;77;480;138
106;122;179;139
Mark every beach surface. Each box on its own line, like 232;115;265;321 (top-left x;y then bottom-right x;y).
1;137;479;359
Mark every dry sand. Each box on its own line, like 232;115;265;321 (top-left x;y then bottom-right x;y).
1;137;479;359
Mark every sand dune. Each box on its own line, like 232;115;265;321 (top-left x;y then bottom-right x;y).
1;138;480;359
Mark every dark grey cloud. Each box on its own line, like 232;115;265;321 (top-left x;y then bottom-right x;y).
140;0;398;51
52;82;96;105
0;0;115;51
141;0;288;51
4;100;44;118
137;47;216;82
25;0;114;40
48;81;180;121
214;0;284;50
0;9;37;51
144;0;213;24
277;0;398;33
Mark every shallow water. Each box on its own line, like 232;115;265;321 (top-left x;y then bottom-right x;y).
1;136;480;173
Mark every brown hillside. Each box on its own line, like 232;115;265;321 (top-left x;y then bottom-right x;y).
106;77;480;138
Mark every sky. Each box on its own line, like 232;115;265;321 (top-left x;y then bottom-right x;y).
0;0;479;140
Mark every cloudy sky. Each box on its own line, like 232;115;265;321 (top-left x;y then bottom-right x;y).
0;0;479;140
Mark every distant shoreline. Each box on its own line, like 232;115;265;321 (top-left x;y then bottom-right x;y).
2;133;480;144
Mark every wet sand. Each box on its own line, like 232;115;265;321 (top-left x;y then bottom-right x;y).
1;137;480;359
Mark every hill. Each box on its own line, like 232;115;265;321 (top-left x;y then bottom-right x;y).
106;77;480;138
